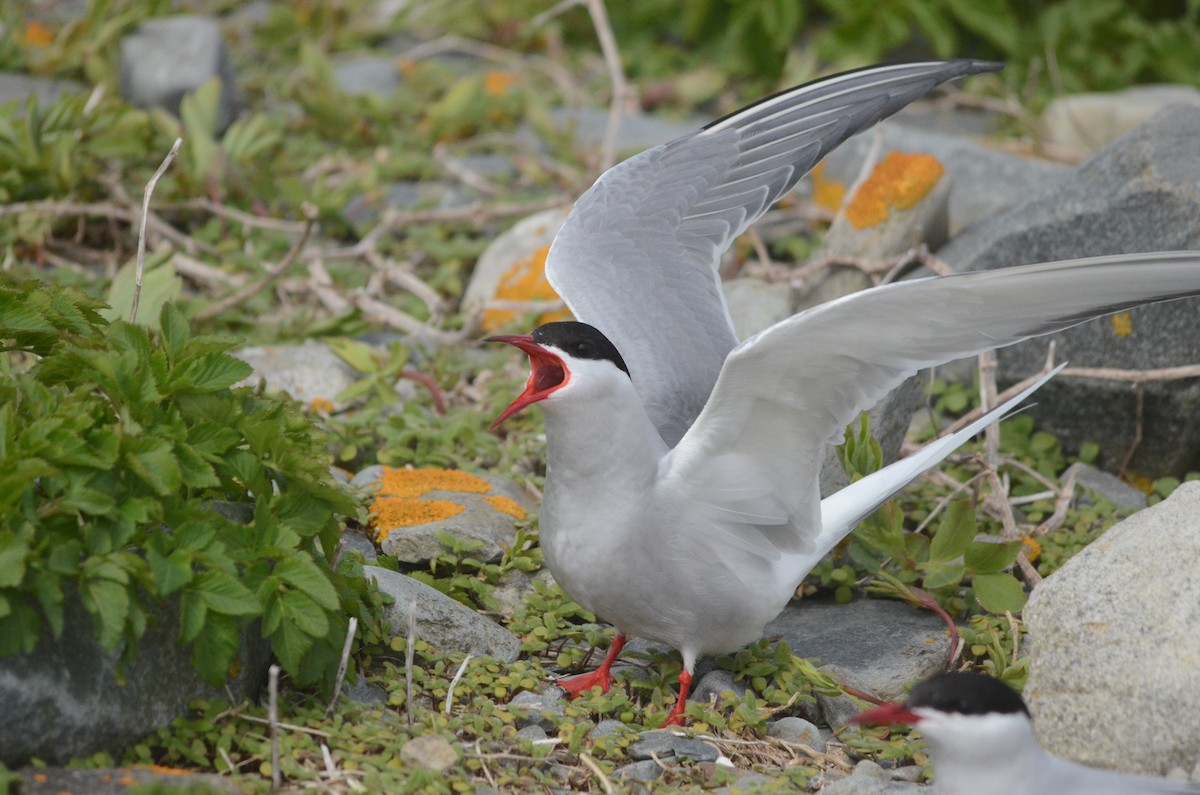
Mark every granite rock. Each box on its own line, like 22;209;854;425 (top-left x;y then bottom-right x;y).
367;566;521;661
120;16;238;134
936;106;1200;477
1024;482;1200;776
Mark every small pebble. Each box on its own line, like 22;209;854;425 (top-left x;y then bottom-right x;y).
399;734;458;771
891;765;925;782
515;724;547;742
589;719;627;739
630;731;720;762
615;759;663;782
767;716;825;752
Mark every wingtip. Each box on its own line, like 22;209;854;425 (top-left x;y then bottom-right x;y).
963;59;1005;75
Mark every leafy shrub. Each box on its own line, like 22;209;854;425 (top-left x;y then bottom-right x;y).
0;277;375;688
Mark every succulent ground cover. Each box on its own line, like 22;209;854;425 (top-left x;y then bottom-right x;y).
2;1;1199;792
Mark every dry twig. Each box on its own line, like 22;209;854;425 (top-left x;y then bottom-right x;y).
325;616;359;718
268;664;281;792
131;137;182;323
196;203;317;321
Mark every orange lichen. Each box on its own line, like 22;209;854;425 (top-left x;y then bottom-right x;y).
33;774;48;783
1110;311;1134;338
147;766;191;776
482;244;571;332
484;71;517;97
375;466;492;499
370;498;466;541
486;495;527;520
844;152;944;229
308;397;335;414
1020;535;1042;563
809;161;847;213
24;21;54;47
1125;472;1155;495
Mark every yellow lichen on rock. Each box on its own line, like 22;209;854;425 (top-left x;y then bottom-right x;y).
1110;311;1134;338
376;466;492;499
810;161;847;214
486;495;527;520
370;498;466;541
482;244;570;332
484;70;517;96
845;152;945;230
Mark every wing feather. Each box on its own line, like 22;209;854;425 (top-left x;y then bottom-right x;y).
665;251;1200;555
547;60;1003;446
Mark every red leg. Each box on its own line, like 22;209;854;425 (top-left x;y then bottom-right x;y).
556;632;626;698
658;667;693;728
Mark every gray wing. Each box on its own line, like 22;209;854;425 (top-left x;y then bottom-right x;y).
546;60;1003;446
665;252;1200;555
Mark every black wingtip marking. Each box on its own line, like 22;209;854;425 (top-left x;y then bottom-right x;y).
702;59;1004;133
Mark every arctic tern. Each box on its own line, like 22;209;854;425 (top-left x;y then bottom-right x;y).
487;59;1200;726
852;672;1199;794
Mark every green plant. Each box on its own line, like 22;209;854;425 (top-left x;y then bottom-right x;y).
837;414;1028;615
0;278;375;688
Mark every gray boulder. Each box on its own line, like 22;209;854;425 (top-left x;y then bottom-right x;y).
936;106;1200;477
120;16;238;134
367;565;521;661
1024;481;1200;777
0;591;269;767
235;340;365;411
764;598;951;706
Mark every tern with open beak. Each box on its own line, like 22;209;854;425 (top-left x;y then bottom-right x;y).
487;59;1200;726
852;672;1199;794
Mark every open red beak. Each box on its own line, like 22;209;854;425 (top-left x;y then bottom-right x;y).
486;335;569;428
850;701;923;727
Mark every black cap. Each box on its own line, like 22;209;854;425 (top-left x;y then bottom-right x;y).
532;321;630;378
907;672;1030;717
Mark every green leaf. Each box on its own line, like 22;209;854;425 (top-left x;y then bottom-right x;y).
192;571;259;616
973;573;1028;614
175;443;220;488
274;555;339;611
929;500;977;562
191;613;240;685
80;577;130;650
278;589;329;637
920;560;965;590
965;539;1024;574
326;337;379;374
124;438;183;496
160;303;190;360
0;533;30;588
180;590;207;643
102;254;181;329
271;617;316;674
147;548;194;596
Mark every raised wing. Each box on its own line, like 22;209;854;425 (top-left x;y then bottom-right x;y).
664;251;1200;555
547;60;1003;447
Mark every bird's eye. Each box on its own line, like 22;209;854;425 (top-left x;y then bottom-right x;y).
573;341;594;357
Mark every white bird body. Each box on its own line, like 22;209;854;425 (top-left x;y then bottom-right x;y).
488;59;1200;725
855;673;1198;794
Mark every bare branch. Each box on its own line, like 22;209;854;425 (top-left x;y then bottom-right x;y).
268;664;281;792
196;203;317;321
325;616;359;718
